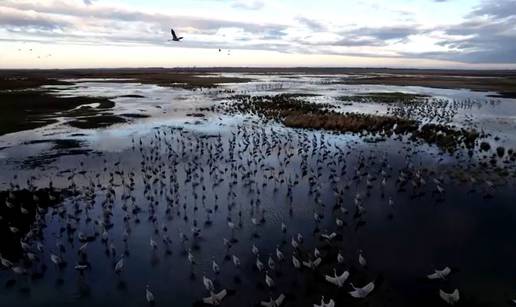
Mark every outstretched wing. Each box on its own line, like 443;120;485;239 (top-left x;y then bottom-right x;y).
215;289;227;301
275;294;285;306
362;282;375;294
325;275;338;286
203;296;216;305
171;28;177;39
260;300;273;307
313;257;322;267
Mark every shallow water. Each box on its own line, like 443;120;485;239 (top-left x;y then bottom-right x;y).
1;73;516;307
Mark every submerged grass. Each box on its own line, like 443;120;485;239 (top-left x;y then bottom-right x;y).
0;90;118;136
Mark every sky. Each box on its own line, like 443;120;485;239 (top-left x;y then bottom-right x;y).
0;0;515;69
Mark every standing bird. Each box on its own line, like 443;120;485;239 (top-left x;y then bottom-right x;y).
170;28;184;42
146;285;155;305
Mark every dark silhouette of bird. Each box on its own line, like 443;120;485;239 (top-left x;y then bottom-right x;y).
170;28;183;42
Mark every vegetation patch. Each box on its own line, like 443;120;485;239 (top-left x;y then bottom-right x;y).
226;94;479;151
337;92;429;104
0;90;117;136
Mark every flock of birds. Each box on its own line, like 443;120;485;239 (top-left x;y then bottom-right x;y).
1;114;506;306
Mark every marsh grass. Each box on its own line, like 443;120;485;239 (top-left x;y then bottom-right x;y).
228;94;479;151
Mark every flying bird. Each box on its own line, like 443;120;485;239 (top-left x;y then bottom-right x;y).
170;28;183;42
439;289;460;305
427;267;451;280
261;294;286;307
349;281;375;298
203;289;227;305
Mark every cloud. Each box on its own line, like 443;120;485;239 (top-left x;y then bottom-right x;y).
231;0;264;10
423;0;516;63
0;0;515;65
296;17;327;32
0;6;71;30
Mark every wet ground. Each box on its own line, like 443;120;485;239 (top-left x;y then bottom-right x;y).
1;71;516;307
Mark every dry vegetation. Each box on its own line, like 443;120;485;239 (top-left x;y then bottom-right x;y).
227;94;479;151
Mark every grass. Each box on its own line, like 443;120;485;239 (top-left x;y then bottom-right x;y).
227;94;479;151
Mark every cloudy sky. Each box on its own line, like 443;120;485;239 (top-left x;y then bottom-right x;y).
0;0;515;68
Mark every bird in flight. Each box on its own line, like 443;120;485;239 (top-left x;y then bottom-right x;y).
170;28;183;42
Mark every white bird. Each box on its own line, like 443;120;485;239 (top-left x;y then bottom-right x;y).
261;294;286;307
297;233;303;242
212;260;220;274
50;253;63;266
12;266;26;275
150;237;158;249
427;267;451;280
115;257;124;274
358;251;367;267
314;248;321;258
439;289;460;305
276;247;284;261
256;256;265;271
265;272;275;287
20;240;31;251
203;289;227;305
303;257;322;270
325;269;349;288
232;255;240;267
146;285;155;304
349;281;375;298
187;249;195;264
252;244;260;255
292;254;301;269
291;237;299;249
203;275;214;291
0;254;13;268
336;218;344;227
170;28;184;42
313;296;335;307
337;252;344;264
268;256;275;270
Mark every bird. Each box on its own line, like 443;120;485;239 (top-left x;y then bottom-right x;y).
203;275;214;291
292;254;301;269
302;257;322;270
427;266;451;280
203;289;227;305
358;251;367;267
114;257;124;274
439;289;460;305
313;296;335;307
325;269;349;287
265;271;275;287
349;281;375;298
261;294;286;307
146;285;155;305
170;28;183;42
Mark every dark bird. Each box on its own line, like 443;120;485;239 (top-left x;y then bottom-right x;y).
170;28;183;42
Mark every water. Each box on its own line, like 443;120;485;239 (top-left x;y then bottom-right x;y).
1;73;516;307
